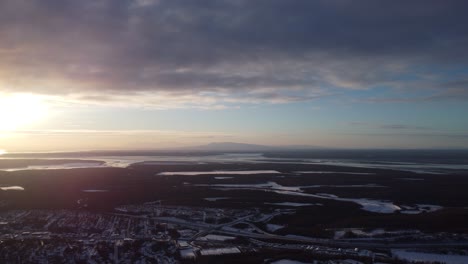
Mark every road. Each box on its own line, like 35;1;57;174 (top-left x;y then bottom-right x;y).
110;212;468;249
189;214;255;241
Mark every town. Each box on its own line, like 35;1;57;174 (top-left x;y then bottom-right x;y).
1;203;467;263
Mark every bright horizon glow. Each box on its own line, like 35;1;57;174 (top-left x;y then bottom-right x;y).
0;2;468;151
0;94;48;132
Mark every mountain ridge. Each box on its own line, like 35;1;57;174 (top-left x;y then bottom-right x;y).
182;142;327;152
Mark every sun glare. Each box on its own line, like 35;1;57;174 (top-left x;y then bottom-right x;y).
0;94;48;131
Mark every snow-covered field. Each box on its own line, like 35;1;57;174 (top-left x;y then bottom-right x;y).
295;171;375;175
3;162;106;171
195;181;304;191
199;247;241;256
399;204;443;214
198;234;235;241
334;228;421;239
199;181;442;214
213;186;402;213
157;170;280;175
301;184;386;188
195;181;384;191
392;249;468;264
0;186;24;191
342;197;401;214
3;152;468;174
265;202;320;207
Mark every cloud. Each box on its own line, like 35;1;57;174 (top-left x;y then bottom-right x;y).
362;87;468;103
379;124;428;130
1;0;468;107
2;128;233;138
347;122;468;139
0;128;235;151
349;132;468;139
349;122;429;131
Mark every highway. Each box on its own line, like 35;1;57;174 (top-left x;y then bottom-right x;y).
110;212;468;249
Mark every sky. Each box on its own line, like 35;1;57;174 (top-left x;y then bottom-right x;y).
1;0;468;152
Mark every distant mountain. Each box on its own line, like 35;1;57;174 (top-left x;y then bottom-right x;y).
185;142;274;152
183;142;327;152
1;142;327;157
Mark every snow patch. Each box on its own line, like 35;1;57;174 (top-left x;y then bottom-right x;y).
158;170;280;175
198;234;235;241
179;248;197;259
266;224;285;232
0;186;24;191
265;202;320;207
400;204;443;214
295;171;375;175
4;162;106;171
204;197;230;202
392;249;468;264
200;247;241;256
82;189;109;193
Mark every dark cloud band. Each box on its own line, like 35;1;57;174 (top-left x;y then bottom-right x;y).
1;0;467;105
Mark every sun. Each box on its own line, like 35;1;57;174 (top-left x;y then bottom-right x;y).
0;93;48;131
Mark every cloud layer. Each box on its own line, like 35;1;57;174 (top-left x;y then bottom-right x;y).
1;0;468;107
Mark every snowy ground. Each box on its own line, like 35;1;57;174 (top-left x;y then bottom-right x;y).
265;202;320;207
200;181;442;214
392;249;468;264
3;152;468;174
3;162;106;171
295;171;375;175
179;248;196;259
266;224;285;232
197;234;235;241
0;186;24;191
334;228;421;239
399;204;443;214
157;170;280;175
199;247;241;256
195;181;384;191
